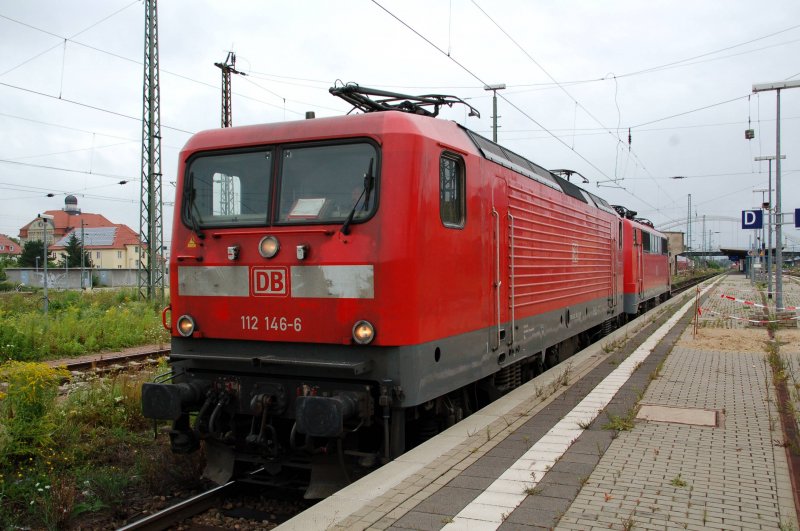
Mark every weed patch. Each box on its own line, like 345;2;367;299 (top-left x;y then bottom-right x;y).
0;362;202;529
602;407;638;432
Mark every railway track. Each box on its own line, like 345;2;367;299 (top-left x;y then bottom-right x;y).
670;272;721;294
46;346;169;373
117;480;238;531
117;474;314;531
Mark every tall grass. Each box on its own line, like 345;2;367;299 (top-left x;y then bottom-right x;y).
0;289;169;362
0;360;204;529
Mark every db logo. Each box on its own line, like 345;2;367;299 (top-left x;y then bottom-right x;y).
252;267;288;296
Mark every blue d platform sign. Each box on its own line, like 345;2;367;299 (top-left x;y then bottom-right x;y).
741;210;763;229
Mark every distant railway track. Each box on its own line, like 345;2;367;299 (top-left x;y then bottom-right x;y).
671;272;721;294
47;346;169;373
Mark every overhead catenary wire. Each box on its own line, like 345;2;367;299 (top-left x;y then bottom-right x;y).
481;115;799;136
0;12;327;117
369;0;617;185
472;2;672;209
0;111;183;149
5;140;137;162
243;24;800;94
369;0;673;217
629;94;751;129
0;158;137;181
0;1;139;77
2;8;787;142
0;81;194;135
0;182;139;203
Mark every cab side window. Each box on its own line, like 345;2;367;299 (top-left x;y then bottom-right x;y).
440;152;465;228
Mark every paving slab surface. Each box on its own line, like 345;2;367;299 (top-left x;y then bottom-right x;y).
635;404;718;427
558;273;797;531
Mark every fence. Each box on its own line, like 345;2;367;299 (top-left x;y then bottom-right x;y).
5;268;170;289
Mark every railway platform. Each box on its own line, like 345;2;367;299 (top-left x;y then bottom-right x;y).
279;272;799;531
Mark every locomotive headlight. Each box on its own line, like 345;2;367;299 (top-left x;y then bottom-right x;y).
258;235;280;258
176;315;196;337
352;320;375;345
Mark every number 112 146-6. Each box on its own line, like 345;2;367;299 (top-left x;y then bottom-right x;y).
241;315;302;332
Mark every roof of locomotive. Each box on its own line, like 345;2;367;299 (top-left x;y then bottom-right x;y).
181;111;477;156
181;110;617;215
624;216;667;238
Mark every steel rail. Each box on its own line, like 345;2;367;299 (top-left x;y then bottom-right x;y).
116;480;237;531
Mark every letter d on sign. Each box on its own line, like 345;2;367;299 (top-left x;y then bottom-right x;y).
741;210;762;229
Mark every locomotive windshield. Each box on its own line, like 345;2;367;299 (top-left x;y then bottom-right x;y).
183;141;378;228
277;143;377;224
185;150;273;227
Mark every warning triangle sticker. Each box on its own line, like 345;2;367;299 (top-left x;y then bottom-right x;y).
187;236;197;248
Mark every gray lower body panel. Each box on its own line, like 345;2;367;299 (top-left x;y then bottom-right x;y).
623;284;670;315
172;294;620;409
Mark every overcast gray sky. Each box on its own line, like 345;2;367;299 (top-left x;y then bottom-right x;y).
1;0;799;252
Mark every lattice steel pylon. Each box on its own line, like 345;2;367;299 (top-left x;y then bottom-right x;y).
138;0;164;301
215;51;244;128
214;52;244;215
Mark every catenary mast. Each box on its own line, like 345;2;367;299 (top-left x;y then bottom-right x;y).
214;52;245;215
138;0;164;301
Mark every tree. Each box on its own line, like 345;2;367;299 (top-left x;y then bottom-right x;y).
18;240;47;268
58;233;93;269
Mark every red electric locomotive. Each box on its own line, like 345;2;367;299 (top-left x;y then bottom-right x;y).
143;85;650;495
615;207;671;314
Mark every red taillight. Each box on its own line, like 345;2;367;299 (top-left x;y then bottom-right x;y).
161;305;171;331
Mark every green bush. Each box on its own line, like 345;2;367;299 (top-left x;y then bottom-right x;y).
0;364;162;528
0;362;69;462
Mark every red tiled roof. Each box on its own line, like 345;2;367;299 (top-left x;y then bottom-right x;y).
0;234;21;256
50;224;142;251
19;211;114;240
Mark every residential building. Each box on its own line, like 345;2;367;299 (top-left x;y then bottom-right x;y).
0;234;21;258
19;196;143;268
51;225;142;269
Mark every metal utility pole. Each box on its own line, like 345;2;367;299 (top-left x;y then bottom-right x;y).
702;215;706;255
139;0;164;302
686;194;692;251
755;154;786;299
484;84;505;142
753;80;800;311
215;52;245;128
214;52;245;215
38;214;53;314
80;219;85;289
754;187;768;278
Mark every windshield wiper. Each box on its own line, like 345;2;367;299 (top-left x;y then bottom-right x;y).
340;158;374;236
184;172;205;239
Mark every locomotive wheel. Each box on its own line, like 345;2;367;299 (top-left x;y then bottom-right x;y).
531;356;544;377
545;350;559;369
